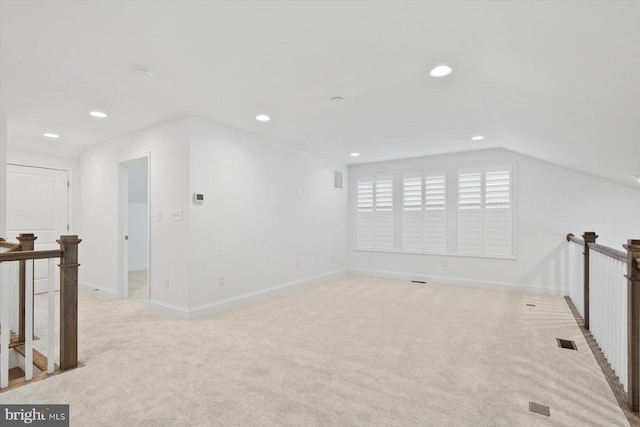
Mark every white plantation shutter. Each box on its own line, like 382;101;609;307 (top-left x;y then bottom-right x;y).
402;174;423;251
356;178;374;249
374;176;394;249
457;167;514;256
356;176;393;250
484;168;512;255
402;173;447;252
457;171;483;254
424;174;447;252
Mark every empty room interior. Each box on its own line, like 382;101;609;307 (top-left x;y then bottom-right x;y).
1;1;640;426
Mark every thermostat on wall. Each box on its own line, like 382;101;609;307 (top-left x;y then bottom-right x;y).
193;193;204;203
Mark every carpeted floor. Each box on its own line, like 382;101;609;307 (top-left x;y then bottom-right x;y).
1;274;629;426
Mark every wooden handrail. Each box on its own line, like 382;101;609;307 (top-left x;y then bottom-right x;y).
0;241;17;249
566;233;585;245
0;249;63;262
589;242;627;263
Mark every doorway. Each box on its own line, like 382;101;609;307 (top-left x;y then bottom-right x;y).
118;156;149;300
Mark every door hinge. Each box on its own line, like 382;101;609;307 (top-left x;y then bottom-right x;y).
67;180;70;188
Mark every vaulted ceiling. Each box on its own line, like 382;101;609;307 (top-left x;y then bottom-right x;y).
1;1;639;187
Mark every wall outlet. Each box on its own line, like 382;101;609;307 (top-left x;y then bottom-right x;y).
219;275;226;286
164;278;170;288
171;209;183;221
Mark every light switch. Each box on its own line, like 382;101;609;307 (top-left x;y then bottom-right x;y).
171;210;183;221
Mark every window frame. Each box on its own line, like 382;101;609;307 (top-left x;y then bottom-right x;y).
353;164;517;260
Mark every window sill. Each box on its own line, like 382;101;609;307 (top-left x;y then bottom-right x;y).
353;248;517;260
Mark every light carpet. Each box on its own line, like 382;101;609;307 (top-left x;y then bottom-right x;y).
0;274;629;426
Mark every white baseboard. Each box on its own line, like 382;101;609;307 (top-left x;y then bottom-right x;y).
128;264;147;272
149;269;347;320
79;280;118;299
148;300;190;319
347;268;567;296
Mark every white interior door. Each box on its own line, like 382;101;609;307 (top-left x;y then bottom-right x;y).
6;164;69;294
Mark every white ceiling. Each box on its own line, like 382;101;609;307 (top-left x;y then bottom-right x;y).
1;0;639;187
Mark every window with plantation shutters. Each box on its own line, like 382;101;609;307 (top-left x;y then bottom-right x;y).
356;176;393;249
484;168;512;255
356;178;374;249
457;171;483;254
355;164;514;258
424;174;447;252
402;174;423;251
402;173;446;252
457;167;513;256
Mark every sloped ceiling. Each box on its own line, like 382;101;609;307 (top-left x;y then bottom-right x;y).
1;0;639;187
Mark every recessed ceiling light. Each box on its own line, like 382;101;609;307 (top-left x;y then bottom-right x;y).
89;111;108;118
330;96;345;102
43;133;59;138
429;65;452;78
350;152;360;157
256;114;270;122
471;135;485;141
135;66;154;79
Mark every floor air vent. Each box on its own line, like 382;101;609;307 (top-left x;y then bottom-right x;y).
411;280;427;284
556;338;578;350
526;303;536;307
529;402;550;417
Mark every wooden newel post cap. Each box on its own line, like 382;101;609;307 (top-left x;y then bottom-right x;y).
17;233;37;241
583;232;598;242
57;235;82;245
627;240;640;249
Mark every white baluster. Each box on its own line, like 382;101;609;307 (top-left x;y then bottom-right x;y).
25;259;33;381
10;262;18;336
47;258;55;374
1;262;10;388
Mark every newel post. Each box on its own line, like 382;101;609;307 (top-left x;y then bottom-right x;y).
17;233;36;342
582;232;598;330
626;239;640;413
58;235;81;370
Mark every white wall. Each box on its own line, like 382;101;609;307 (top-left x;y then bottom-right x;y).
0;113;7;237
348;148;640;294
127;157;148;271
77;115;348;317
77;117;191;306
187;116;348;315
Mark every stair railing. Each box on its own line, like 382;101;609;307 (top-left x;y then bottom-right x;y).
0;233;81;390
566;232;640;412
